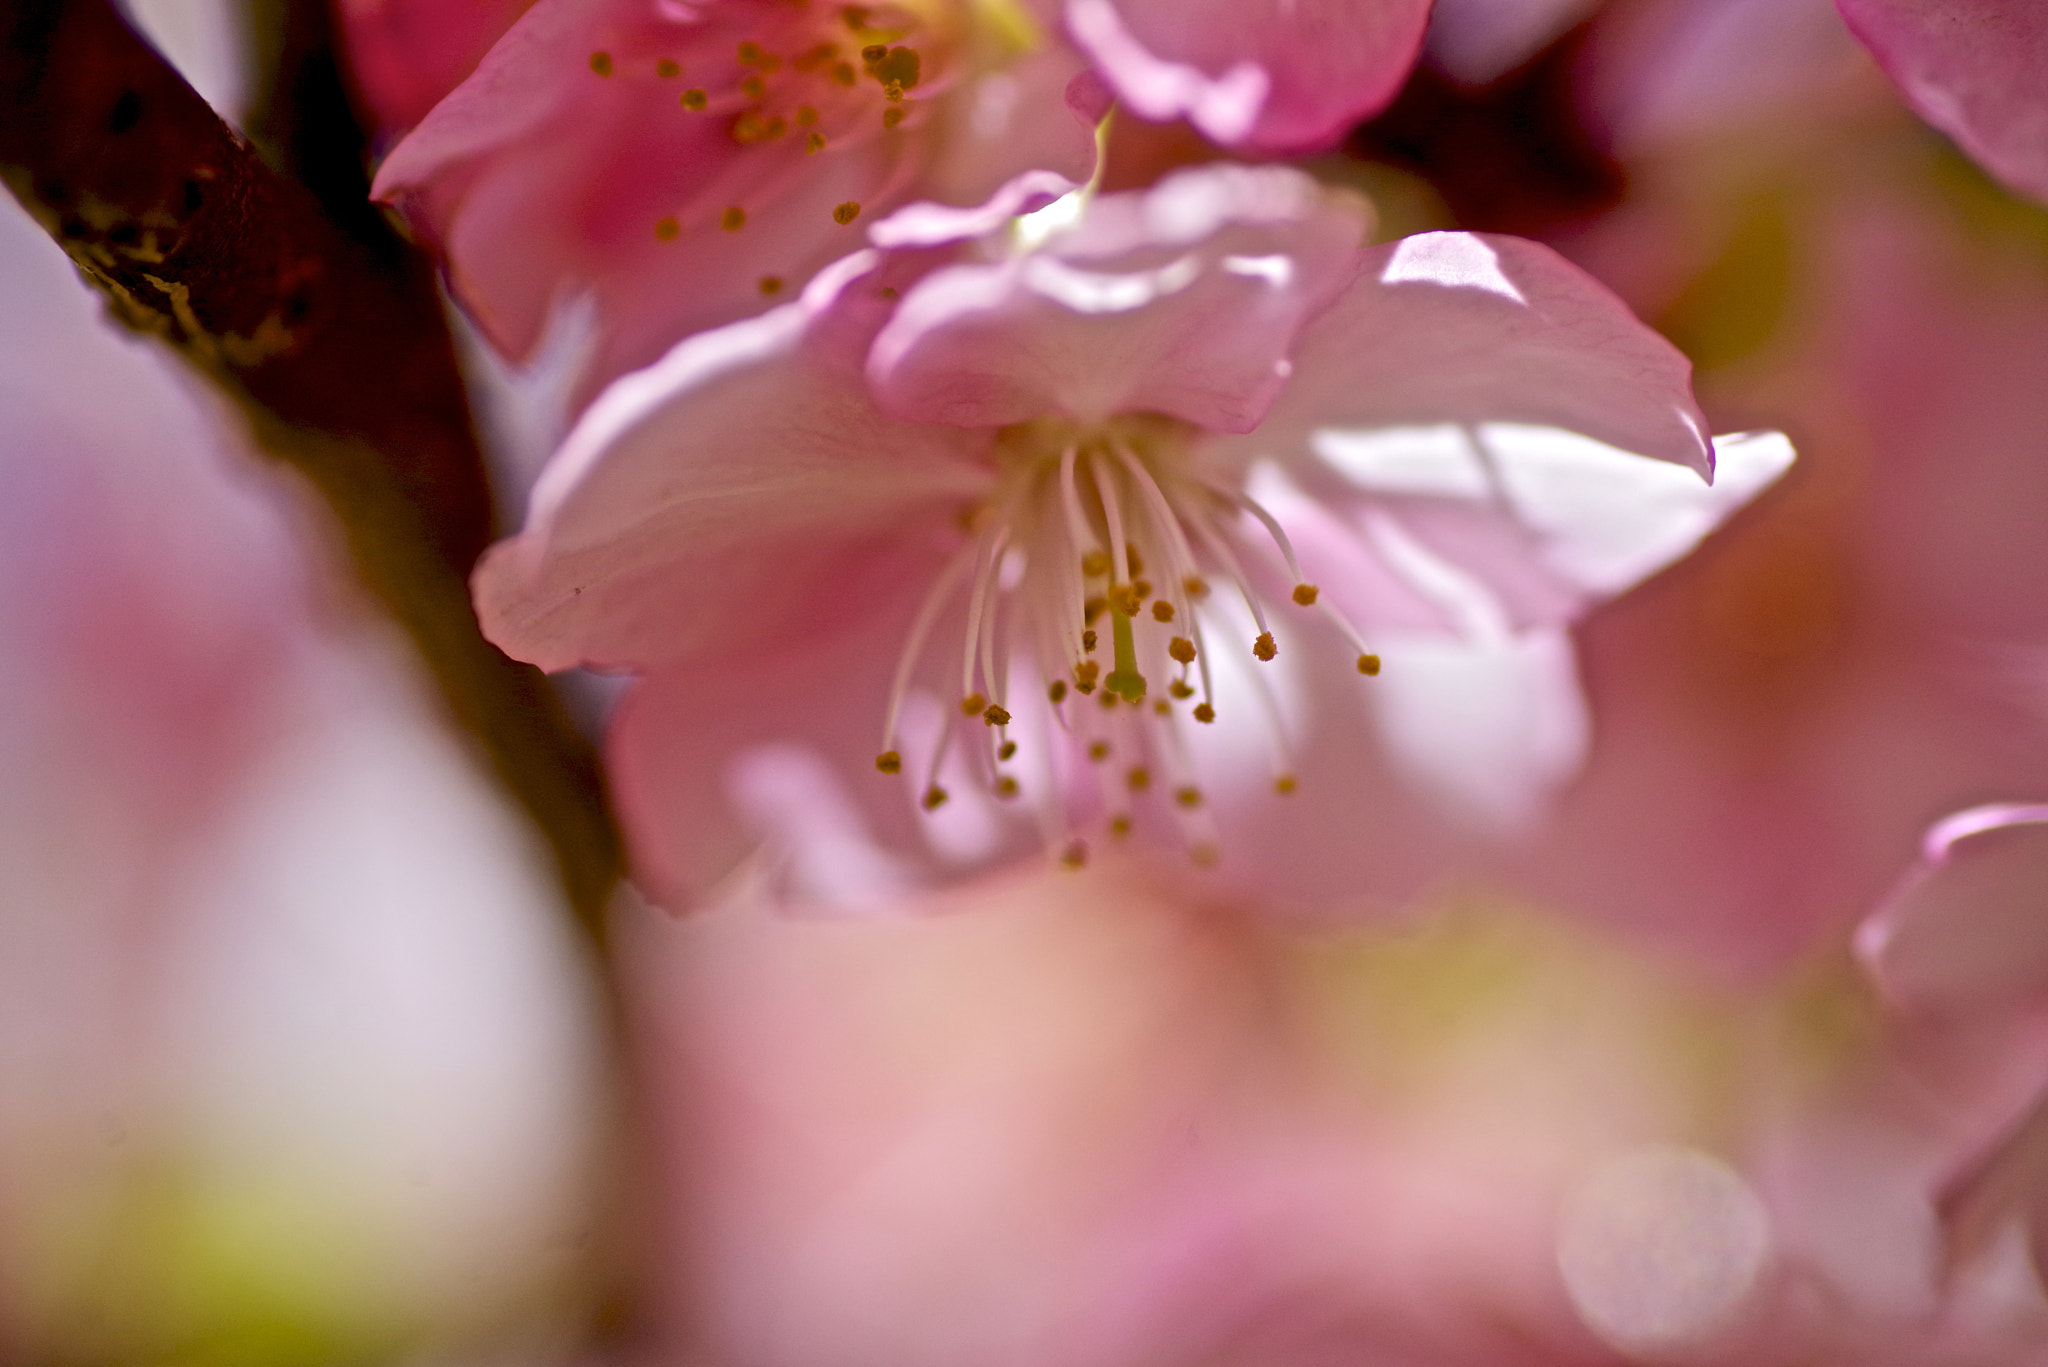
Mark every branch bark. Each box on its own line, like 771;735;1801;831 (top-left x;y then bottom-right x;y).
0;0;621;932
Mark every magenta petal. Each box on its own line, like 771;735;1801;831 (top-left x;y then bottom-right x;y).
1856;804;2048;1011
473;274;987;674
868;165;1369;431
1063;0;1433;151
1838;0;2048;204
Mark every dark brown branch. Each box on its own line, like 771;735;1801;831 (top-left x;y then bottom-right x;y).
0;0;621;931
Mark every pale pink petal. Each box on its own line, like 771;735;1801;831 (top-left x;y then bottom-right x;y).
1838;0;2048;204
1856;804;2048;1012
1062;0;1433;152
1368;626;1592;834
1425;0;1600;88
473;268;987;673
1218;232;1714;481
868;165;1370;431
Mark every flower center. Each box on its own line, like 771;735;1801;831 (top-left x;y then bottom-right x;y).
873;416;1382;868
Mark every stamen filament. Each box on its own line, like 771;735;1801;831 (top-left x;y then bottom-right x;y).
881;544;975;752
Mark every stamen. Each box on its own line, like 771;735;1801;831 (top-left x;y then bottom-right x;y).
879;544;974;756
656;58;680;78
589;51;613;76
833;201;861;224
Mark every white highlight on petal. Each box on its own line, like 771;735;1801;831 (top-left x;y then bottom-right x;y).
1480;425;1793;594
1022;253;1201;314
1380;233;1527;302
1064;0;1270;145
869;170;1083;249
1310;424;1492;500
1220;253;1294;287
1557;1146;1771;1352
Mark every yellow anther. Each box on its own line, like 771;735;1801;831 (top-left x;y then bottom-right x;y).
732;111;785;141
881;106;905;128
737;40;764;64
805;131;826;153
740;75;767;99
983;704;1011;727
832;61;857;84
1110;584;1143;617
1126;545;1145;576
589;51;613;76
1048;679;1068;703
1175;785;1203;809
1183;574;1209;598
721;206;746;230
656;58;680;78
875;750;901;774
1074;660;1099;693
879;286;899;299
1193;703;1216;724
1292;583;1319;606
922;785;949;810
842;5;870;30
1152;601;1175;623
794;42;837;71
1084;599;1106;627
960;692;987;716
1357;653;1381;675
1274;774;1297;795
1059;839;1088;868
833;201;861;224
1127;767;1150;791
1108;815;1132;838
1088;740;1110;761
860;42;888;62
998;740;1017;760
884;80;904;102
1081;549;1110;577
1253;632;1277;662
795;105;818;125
1153;700;1170;715
1168;637;1196;664
654;216;680;240
682;88;708;109
995;775;1020;799
1168;679;1194;700
758;275;782;295
1082;628;1098;652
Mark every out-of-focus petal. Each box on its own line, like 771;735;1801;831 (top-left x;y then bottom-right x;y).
1838;0;2048;204
869;165;1369;431
473;265;986;673
1856;804;2048;1011
1062;0;1433;151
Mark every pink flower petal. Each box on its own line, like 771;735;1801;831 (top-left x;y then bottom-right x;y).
336;0;535;138
1063;0;1433;151
1856;804;2048;1011
473;263;986;674
1838;0;2048;204
374;0;1103;391
869;165;1370;431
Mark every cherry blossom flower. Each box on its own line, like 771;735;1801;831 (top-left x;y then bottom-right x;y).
372;0;1105;397
1059;0;1434;151
1836;0;2048;204
473;163;1789;911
